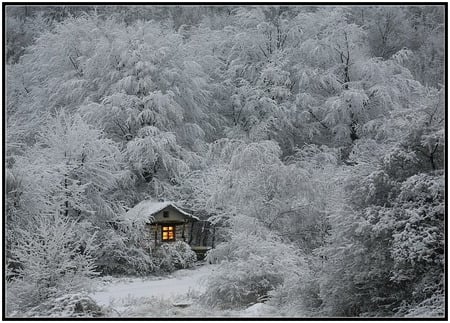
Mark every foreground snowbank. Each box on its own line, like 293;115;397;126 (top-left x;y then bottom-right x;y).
88;263;275;317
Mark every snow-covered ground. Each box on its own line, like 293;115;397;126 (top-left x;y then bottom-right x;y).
91;264;212;306
89;263;274;317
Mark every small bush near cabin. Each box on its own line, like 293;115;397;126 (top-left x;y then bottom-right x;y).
154;241;197;272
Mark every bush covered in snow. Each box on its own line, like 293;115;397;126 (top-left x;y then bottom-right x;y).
203;257;283;309
6;213;98;316
397;292;445;318
94;227;156;276
267;259;322;317
153;241;197;272
9;293;105;318
202;218;303;309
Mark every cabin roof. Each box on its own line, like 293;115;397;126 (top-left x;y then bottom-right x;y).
125;200;199;222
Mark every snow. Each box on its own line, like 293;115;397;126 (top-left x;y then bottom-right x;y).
124;200;199;222
90;264;213;307
240;303;274;316
88;264;275;317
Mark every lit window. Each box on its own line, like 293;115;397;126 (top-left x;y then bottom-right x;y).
162;226;175;241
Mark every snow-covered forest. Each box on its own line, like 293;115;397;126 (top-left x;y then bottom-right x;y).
5;4;445;318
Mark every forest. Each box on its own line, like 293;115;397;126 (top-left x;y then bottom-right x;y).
4;4;445;318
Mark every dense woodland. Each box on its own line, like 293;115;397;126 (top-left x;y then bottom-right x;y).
5;5;445;317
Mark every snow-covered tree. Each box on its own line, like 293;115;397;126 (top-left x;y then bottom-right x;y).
7;212;98;313
11;111;123;219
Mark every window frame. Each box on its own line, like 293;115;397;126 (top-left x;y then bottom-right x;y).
161;225;176;242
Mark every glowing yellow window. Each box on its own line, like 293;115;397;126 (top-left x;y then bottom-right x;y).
162;226;175;241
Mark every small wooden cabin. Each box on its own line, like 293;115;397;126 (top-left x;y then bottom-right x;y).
125;201;214;258
126;200;199;244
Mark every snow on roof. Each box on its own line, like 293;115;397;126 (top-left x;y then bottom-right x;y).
125;200;199;222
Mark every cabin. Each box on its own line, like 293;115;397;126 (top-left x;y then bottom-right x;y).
126;200;214;259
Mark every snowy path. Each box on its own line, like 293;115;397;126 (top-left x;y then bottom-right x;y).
90;264;214;307
88;264;274;317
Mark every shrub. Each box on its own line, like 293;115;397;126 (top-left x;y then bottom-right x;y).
202;256;283;309
202;226;302;310
267;259;322;316
93;228;156;276
6;213;98;315
396;292;445;318
153;241;197;272
14;293;105;318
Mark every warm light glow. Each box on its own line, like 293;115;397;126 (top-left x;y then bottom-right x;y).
162;226;175;241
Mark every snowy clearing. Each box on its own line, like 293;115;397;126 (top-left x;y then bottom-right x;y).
89;263;273;317
91;264;213;306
